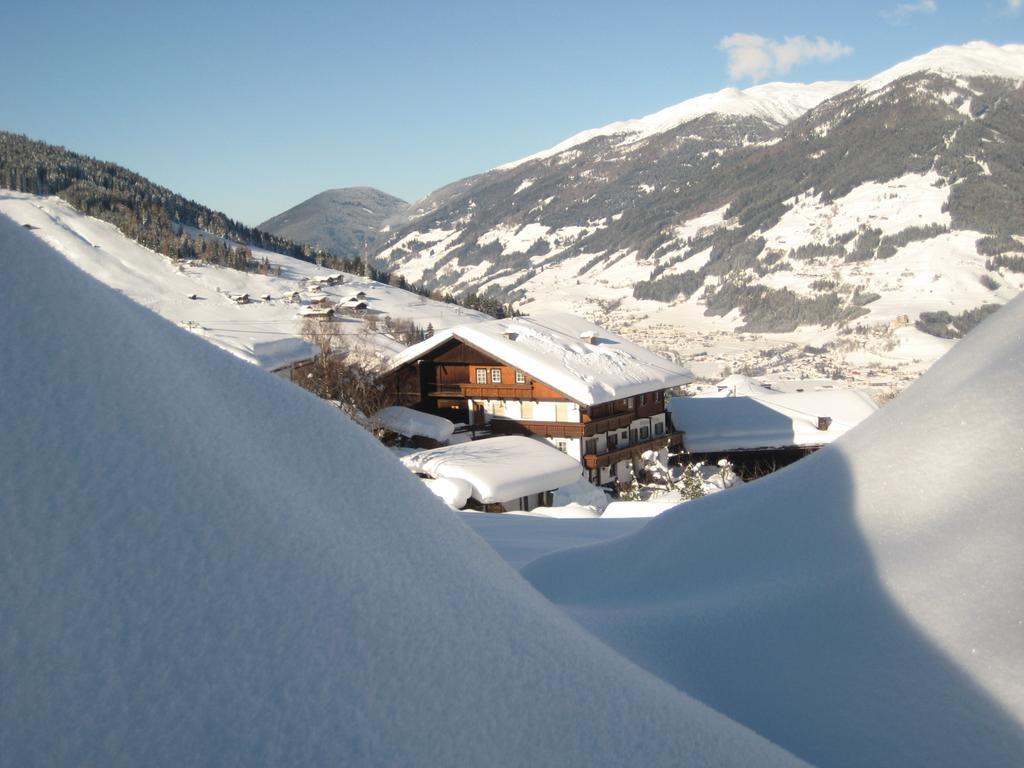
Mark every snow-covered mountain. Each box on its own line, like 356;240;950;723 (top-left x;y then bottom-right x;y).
497;80;853;171
258;186;408;259
373;41;1024;390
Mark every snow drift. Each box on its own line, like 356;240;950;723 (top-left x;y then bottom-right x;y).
0;216;801;766
526;296;1024;766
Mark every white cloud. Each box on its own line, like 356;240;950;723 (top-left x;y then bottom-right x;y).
719;34;853;83
883;0;938;22
1008;0;1022;11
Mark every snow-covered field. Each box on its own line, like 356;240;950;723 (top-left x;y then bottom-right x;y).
0;214;801;766
522;291;1024;767
4;204;1024;763
0;190;488;369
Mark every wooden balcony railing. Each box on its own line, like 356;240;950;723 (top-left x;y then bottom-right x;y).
583;432;684;470
582;412;634;436
428;383;536;400
490;418;585;439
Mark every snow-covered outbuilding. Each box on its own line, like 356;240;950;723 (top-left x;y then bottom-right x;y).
385;313;694;486
298;305;334;319
372;405;455;447
669;375;878;473
401;435;584;512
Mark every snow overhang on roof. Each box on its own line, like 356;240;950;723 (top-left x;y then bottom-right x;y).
388;313;693;405
401;435;583;504
372;406;455;442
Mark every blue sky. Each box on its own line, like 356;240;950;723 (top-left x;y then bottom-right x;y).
3;0;1021;225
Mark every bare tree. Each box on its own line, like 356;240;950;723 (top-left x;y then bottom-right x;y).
299;318;391;428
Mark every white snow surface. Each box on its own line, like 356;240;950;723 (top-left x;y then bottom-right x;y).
372;405;455;442
499;81;853;170
670;377;878;453
389;313;694;405
525;295;1024;767
0;215;804;766
422;477;472;508
601;500;682;519
860;41;1024;94
401;435;584;505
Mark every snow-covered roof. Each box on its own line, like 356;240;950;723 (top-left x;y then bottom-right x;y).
402;436;583;504
389;313;694;406
670;376;878;453
373;405;455;442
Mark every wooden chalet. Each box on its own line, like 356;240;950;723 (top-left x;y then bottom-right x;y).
384;314;694;486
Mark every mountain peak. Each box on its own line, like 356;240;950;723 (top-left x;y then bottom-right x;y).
259;187;408;258
860;41;1024;94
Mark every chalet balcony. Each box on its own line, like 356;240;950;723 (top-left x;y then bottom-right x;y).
581;412;634;436
489;418;585;439
583;431;684;470
428;383;535;400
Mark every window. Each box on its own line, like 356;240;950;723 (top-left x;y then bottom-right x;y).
640;394;647;406
555;403;569;422
521;401;534;419
491;368;502;383
639;426;650;441
475;368;487;384
515;370;526;384
584;438;597;455
654;421;665;436
607;433;618;450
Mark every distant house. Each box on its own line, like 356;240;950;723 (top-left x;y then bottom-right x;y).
298;305;335;320
230;293;250;305
342;298;368;313
384;313;693;486
669;375;878;475
313;273;344;286
401;435;583;512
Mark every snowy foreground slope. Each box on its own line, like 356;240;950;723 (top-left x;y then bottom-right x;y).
0;215;802;766
525;296;1024;766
